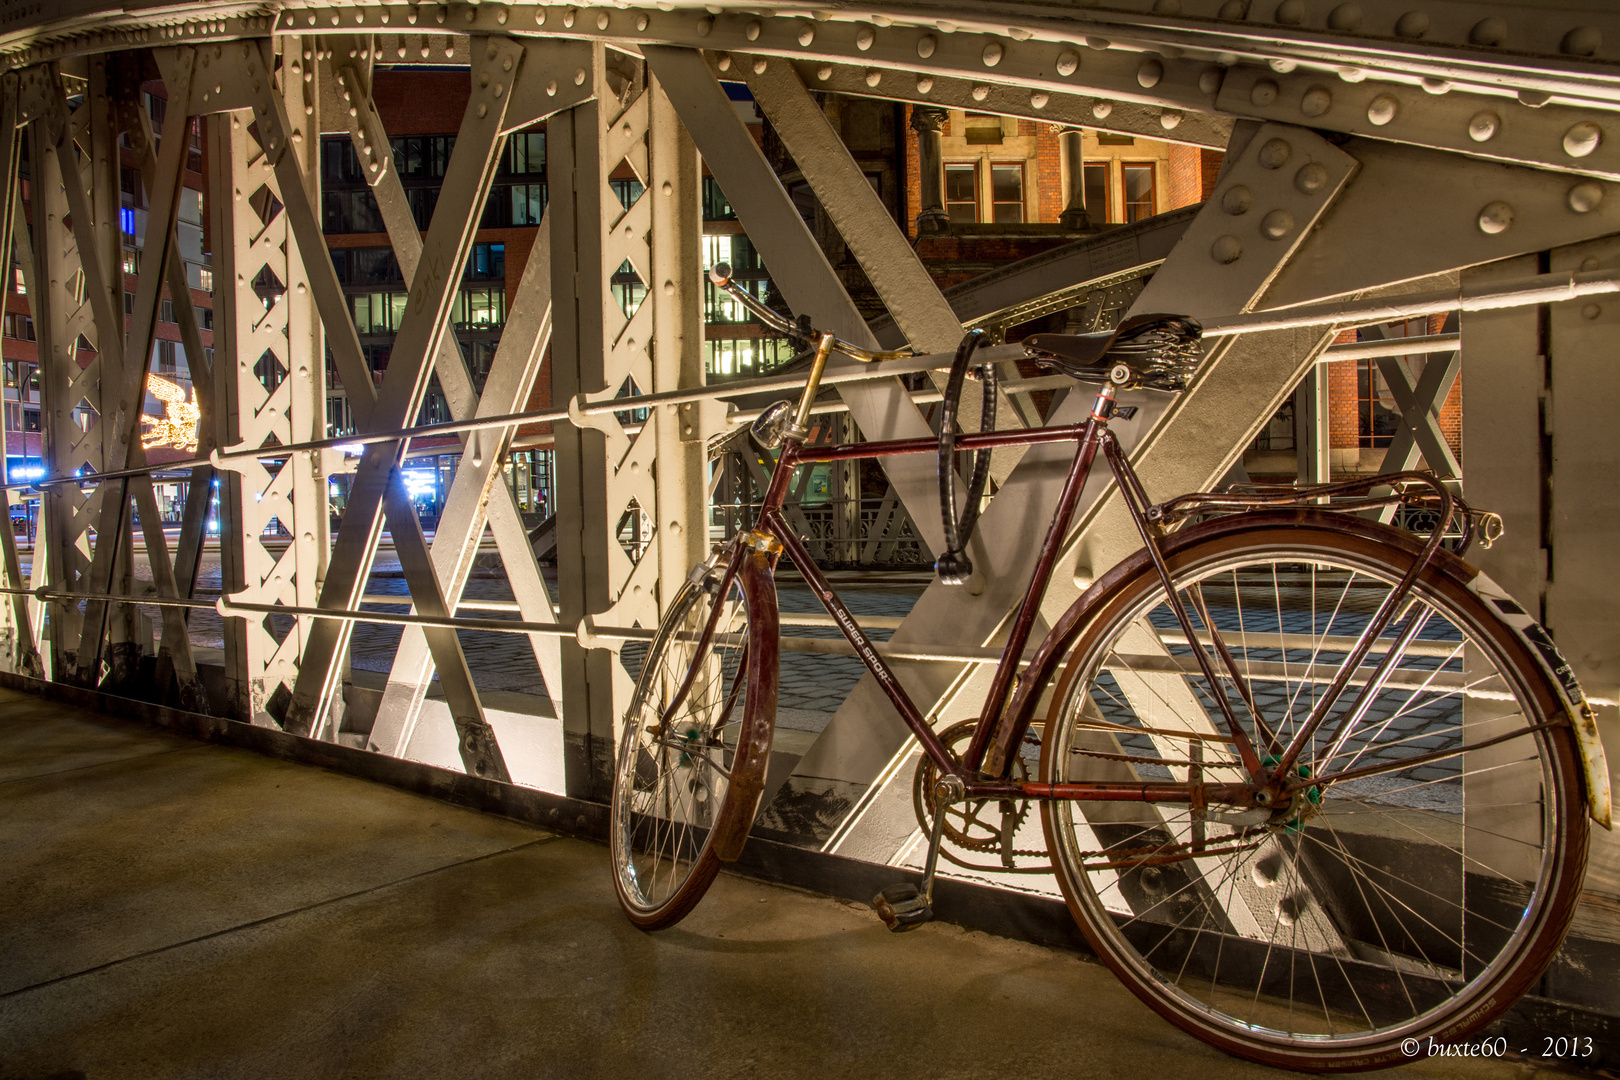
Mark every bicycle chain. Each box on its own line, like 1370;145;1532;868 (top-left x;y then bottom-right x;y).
1065;826;1269;867
1069;746;1245;771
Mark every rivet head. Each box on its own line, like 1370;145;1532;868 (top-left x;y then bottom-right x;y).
799;24;815;46
865;69;881;86
716;54;732;72
1564;122;1602;158
1159;110;1181;130
1154;0;1181;12
745;19;761;41
855;26;875;50
1275;0;1304;25
982;41;1004;67
1056;48;1080;76
1221;185;1253;215
563;9;577;28
663;280;674;295
817;65;833;81
1366;94;1398;126
1395;11;1429;38
753;57;768;74
546;80;558;96
1477;201;1514;234
1137;58;1164;89
1211;235;1243;264
1468;111;1500;142
1250;78;1279;107
1029;90;1050;109
1260;208;1295;239
917;75;934;93
1580;256;1602;272
1562;26;1602;57
1300;85;1333;117
1327;2;1363;31
696;15;712;36
1198;67;1224;95
971;85;990;102
1092;100;1113;119
1470;16;1508;47
575;68;587;86
1257;137;1292;169
1568;180;1604;213
636;14;649;31
1218;0;1244;17
478;102;488;118
1582;303;1602;320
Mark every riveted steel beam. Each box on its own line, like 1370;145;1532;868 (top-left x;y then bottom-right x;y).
648;45;949;557
725;52;1232;149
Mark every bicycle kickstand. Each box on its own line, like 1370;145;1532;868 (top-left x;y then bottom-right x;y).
872;775;963;932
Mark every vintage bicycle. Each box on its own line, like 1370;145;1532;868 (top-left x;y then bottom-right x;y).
608;264;1612;1072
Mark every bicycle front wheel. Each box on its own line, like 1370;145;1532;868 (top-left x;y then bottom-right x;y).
611;551;774;929
1039;523;1587;1071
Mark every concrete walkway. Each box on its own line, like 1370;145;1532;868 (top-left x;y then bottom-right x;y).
0;687;1595;1080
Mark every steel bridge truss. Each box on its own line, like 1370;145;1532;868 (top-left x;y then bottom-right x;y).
0;2;1616;873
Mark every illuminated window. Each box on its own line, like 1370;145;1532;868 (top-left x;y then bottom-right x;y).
944;162;977;223
990;163;1024;223
1123;163;1156;222
610;261;645;319
457;286;507;329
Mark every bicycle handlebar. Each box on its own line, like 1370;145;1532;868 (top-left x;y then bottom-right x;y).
708;263;914;364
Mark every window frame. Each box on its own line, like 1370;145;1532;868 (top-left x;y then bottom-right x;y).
1121;161;1157;223
943;160;979;224
989;161;1026;224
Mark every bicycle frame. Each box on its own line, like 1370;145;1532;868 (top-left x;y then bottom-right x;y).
702;269;1453;812
728;398;1462;816
737;373;1250;803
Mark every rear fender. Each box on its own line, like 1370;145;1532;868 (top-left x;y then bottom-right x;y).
1468;572;1612;830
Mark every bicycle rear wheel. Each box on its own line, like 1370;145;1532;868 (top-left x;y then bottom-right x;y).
611;551;774;929
1039;523;1588;1071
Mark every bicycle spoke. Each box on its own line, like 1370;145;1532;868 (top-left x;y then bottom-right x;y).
1043;531;1580;1064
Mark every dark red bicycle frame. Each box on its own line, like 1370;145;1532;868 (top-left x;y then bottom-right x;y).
734;387;1453;811
745;388;1178;804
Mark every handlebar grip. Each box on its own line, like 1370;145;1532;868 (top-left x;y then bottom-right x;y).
708;262;732;286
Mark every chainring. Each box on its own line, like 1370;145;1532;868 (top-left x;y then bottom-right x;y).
911;720;1043;870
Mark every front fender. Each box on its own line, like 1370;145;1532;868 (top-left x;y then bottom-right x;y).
711;548;780;861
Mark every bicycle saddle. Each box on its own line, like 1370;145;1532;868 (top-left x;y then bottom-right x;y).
1023;312;1203;392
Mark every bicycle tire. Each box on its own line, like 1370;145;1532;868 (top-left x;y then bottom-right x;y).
610;547;779;930
1038;521;1588;1071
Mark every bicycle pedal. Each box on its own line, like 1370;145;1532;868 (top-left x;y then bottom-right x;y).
871;884;933;932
